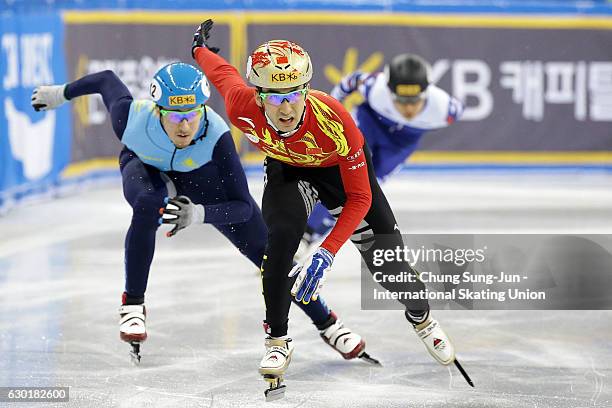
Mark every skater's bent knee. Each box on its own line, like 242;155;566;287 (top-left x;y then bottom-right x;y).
131;193;165;225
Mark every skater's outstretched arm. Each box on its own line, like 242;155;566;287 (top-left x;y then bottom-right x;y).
317;95;372;255
330;71;365;102
192;21;255;120
31;70;133;139
65;71;132;138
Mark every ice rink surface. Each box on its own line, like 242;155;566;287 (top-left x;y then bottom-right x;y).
1;171;611;407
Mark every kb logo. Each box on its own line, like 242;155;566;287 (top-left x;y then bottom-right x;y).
169;94;196;106
271;72;299;82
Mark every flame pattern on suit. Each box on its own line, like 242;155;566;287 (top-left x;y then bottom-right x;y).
242;95;351;166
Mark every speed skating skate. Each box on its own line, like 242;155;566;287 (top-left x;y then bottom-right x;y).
319;311;381;365
259;337;294;401
409;311;474;387
119;303;147;365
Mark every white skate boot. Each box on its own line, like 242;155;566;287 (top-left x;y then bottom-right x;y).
406;311;474;386
259;337;294;401
119;299;147;364
412;315;455;365
318;311;380;365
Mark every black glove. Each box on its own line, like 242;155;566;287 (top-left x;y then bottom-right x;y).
192;19;220;58
159;196;205;237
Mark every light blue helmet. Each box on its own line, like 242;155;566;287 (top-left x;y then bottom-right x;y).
150;62;211;109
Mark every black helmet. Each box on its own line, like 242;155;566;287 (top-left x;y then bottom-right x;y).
385;53;431;104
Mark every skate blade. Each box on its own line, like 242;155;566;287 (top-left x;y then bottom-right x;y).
129;342;141;366
264;384;286;401
263;374;285;401
359;352;382;366
454;358;474;387
130;351;141;365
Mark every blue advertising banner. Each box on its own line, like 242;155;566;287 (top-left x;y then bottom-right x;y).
0;12;70;211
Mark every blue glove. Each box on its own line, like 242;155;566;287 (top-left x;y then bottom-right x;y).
330;71;363;102
289;247;334;304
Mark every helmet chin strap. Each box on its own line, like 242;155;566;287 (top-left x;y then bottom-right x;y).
264;106;307;138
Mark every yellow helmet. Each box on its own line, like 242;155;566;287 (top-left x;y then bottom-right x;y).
246;40;312;89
